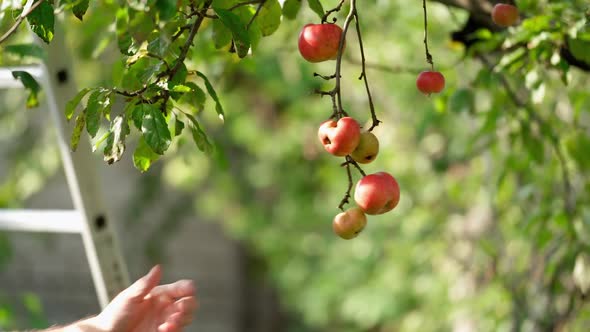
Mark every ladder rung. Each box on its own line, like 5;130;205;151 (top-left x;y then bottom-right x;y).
0;65;44;89
0;209;84;233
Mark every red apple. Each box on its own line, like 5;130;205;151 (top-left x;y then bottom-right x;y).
318;117;361;156
298;23;344;63
416;71;445;95
354;172;400;215
491;4;519;27
351;131;379;164
333;207;367;239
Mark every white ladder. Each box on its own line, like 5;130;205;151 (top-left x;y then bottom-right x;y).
0;19;129;309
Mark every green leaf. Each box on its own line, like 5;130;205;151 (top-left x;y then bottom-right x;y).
116;7;133;55
103;92;114;121
307;0;324;19
130;103;147;130
141;105;172;155
282;0;301;19
212;19;232;49
564;131;590;169
185;113;214;154
133;136;160;172
197;71;225;121
213;7;251;58
178;82;206;111
72;0;90;21
65;88;92;120
85;91;104;138
168;62;187;89
174;117;185;137
521;127;544;164
4;44;47;61
257;0;281;36
447;88;474;113
103;115;130;164
70;114;86;151
147;36;171;57
11;71;40;108
27;1;55;43
567;38;590;66
155;0;176;20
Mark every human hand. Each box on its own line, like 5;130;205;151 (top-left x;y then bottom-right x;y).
87;265;197;332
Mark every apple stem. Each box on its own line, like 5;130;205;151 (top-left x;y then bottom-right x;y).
332;0;356;119
346;156;366;177
422;0;435;70
337;156;367;210
353;12;381;131
321;0;347;24
338;159;354;211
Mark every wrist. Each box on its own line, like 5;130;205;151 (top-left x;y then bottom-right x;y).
68;316;106;332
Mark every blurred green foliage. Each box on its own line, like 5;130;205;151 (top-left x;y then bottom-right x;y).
1;0;590;331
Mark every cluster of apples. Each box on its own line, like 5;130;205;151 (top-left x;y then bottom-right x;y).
298;22;401;239
317;117;401;239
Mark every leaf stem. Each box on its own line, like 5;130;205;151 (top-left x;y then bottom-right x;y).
0;0;47;45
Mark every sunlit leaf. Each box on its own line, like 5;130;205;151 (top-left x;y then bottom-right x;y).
65;88;91;120
72;0;90;20
197;71;224;121
11;71;40;108
141;105;172;154
103;115;130;164
4;43;46;61
27;1;54;43
257;0;281;36
306;0;324;19
213;7;251;58
133;136;160;172
282;0;301;19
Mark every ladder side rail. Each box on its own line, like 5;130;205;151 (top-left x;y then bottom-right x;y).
37;18;130;308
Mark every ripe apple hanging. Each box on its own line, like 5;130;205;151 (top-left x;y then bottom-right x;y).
298;23;344;63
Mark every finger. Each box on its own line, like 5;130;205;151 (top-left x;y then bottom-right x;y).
166;312;184;326
158;321;179;332
175;296;198;314
161;296;197;326
151;279;195;299
125;265;162;300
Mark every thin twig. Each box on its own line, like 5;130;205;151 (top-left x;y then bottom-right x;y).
314;72;338;80
247;0;266;30
321;0;347;23
172;24;192;41
0;0;47;45
162;0;213;109
353;11;380;131
422;0;434;70
228;0;262;11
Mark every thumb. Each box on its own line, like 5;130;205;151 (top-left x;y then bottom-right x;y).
125;265;162;300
